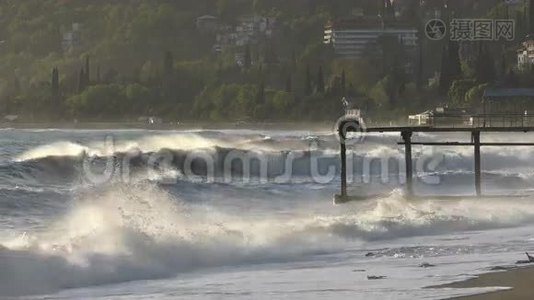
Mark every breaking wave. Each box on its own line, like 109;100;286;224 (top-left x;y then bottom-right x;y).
3;132;534;193
3;184;534;296
4;131;534;296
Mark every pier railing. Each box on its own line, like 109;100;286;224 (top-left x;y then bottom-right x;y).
411;114;534;128
474;114;534;128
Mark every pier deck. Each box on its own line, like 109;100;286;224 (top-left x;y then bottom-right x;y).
367;126;534;133
335;122;534;204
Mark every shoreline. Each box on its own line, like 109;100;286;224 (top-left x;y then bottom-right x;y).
430;265;534;299
0;121;339;131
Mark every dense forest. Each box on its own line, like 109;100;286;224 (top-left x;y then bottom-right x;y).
0;0;529;122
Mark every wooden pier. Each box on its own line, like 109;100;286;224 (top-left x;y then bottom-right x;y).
335;120;534;204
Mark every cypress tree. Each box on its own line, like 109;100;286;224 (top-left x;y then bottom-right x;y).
316;66;325;93
163;51;174;79
525;3;529;35
439;41;461;94
285;75;292;93
517;10;526;39
501;54;507;77
256;81;265;104
51;67;61;115
96;65;101;84
475;45;496;84
439;43;451;94
386;0;395;18
84;56;90;85
416;40;424;91
263;42;278;64
379;0;394;18
449;41;461;81
506;69;519;87
291;50;297;73
341;69;346;96
51;67;59;98
163;51;174;98
51;67;60;110
13;76;20;94
405;0;419;23
244;44;251;69
78;68;86;93
305;65;312;96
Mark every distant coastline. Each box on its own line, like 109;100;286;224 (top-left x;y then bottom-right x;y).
0;121;340;131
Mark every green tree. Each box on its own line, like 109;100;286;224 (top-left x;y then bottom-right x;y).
474;45;496;84
162;51;176;99
234;84;257;118
448;79;476;106
368;77;390;108
465;83;488;107
271;91;293;116
440;41;462;94
67;84;127;118
125;83;152;113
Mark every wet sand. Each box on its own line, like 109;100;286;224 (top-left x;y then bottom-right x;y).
438;266;534;299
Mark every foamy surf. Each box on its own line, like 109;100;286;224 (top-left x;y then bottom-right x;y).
3;129;534;299
14;132;293;162
3;181;534;297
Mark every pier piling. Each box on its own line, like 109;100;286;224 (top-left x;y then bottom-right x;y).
340;141;347;198
335;119;534;203
473;131;482;197
401;131;414;197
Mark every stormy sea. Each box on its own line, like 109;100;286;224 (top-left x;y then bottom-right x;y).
1;128;534;299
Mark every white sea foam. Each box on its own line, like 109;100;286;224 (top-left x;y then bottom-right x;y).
14;133;278;162
3;183;534;297
7;130;534;298
15;142;96;162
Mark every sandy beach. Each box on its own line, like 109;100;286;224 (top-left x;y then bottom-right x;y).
437;266;534;299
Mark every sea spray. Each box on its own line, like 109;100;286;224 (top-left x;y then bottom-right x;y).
4;182;534;296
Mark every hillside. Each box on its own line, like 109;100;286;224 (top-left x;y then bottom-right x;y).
0;0;523;122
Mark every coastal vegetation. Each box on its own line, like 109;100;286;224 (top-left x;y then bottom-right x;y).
0;0;531;122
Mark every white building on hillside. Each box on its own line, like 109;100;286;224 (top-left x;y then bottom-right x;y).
62;23;82;51
215;15;276;49
196;15;219;33
324;18;418;59
518;35;534;70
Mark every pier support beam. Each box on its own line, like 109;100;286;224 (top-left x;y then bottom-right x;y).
402;131;414;197
340;141;347;199
473;131;482;197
